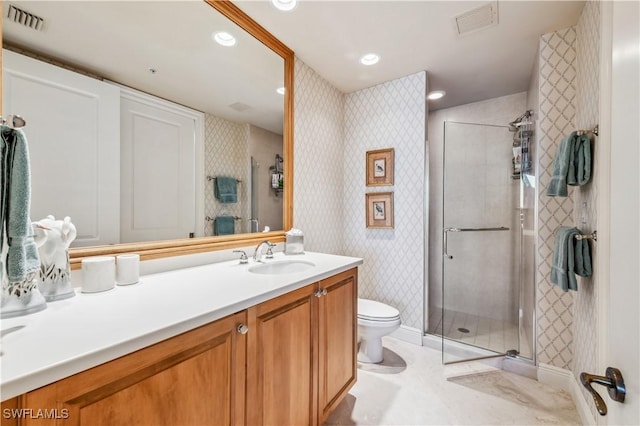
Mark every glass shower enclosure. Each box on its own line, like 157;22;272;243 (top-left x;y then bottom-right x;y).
430;120;535;364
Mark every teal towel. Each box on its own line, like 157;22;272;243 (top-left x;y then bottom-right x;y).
214;216;235;236
547;132;592;196
1;126;41;284
550;226;592;292
574;237;593;278
567;133;592;186
214;177;237;204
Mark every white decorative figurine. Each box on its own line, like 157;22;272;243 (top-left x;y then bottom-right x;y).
32;215;77;301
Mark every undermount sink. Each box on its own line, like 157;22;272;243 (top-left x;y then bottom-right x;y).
248;259;316;275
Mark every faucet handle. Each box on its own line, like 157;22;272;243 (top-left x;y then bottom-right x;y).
266;244;275;259
233;250;249;264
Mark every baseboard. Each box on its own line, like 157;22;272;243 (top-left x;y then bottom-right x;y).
390;325;423;345
537;363;572;392
569;371;597;426
538;363;596;425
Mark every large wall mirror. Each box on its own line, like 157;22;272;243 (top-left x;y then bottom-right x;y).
1;0;294;267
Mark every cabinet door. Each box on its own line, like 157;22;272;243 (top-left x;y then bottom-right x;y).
317;268;358;424
246;284;318;426
18;312;247;426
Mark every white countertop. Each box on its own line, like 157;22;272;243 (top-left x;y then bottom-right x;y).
0;251;362;400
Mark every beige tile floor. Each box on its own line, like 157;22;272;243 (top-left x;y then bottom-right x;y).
325;337;581;425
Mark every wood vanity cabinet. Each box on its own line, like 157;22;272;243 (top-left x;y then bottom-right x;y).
1;268;357;426
3;311;247;426
317;268;358;424
245;267;358;426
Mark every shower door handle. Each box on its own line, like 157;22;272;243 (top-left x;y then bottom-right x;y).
443;227;459;259
443;227;510;259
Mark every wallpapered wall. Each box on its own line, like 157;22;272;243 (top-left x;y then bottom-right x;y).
572;1;600;418
342;72;427;330
534;26;577;369
293;59;427;330
292;59;345;255
534;1;600;380
204;114;250;236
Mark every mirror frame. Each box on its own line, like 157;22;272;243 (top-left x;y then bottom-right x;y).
0;0;294;269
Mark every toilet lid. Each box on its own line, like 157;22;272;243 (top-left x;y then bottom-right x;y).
358;298;400;321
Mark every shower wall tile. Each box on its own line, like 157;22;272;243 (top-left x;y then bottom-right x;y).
204;114;250;236
293;58;345;254
573;1;600;419
536;27;577;369
343;72;427;330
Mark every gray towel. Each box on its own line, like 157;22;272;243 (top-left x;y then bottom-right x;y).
546;132;592;196
214;176;238;204
550;226;592;292
214;216;235;236
1;126;41;284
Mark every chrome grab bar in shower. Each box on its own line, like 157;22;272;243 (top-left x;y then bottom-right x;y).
443;226;510;259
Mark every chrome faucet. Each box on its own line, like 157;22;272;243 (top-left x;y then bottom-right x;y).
253;240;275;262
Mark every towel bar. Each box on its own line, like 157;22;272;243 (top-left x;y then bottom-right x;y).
575;230;597;241
577;125;598;137
206;216;241;221
207;176;241;183
0;114;26;129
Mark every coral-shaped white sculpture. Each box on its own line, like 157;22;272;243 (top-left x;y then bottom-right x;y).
33;215;77;301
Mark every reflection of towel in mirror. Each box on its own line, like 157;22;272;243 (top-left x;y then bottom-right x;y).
214;216;235;236
0;126;41;284
214;176;238;203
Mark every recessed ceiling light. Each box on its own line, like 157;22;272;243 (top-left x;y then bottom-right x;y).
428;90;446;100
213;31;236;47
360;53;380;66
276;87;286;95
271;0;297;11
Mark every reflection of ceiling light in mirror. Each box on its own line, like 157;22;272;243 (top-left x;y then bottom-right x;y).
271;0;297;11
360;53;380;66
213;31;236;47
427;90;446;100
276;87;285;95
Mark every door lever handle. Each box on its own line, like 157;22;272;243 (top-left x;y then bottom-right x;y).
580;367;626;416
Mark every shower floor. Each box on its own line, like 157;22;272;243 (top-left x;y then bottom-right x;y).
428;307;520;355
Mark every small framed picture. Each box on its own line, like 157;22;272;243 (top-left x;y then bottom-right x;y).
366;192;394;229
366;148;394;186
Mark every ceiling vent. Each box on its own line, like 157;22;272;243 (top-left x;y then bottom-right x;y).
7;4;44;31
454;1;498;36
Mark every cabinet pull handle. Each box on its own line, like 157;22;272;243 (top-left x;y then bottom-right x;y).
236;324;249;334
314;289;322;298
321;288;328;296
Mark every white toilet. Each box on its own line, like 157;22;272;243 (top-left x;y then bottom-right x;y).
357;298;401;363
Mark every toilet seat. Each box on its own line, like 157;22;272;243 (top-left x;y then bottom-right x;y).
357;298;400;322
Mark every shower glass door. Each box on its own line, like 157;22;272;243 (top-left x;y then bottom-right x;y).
440;121;521;364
